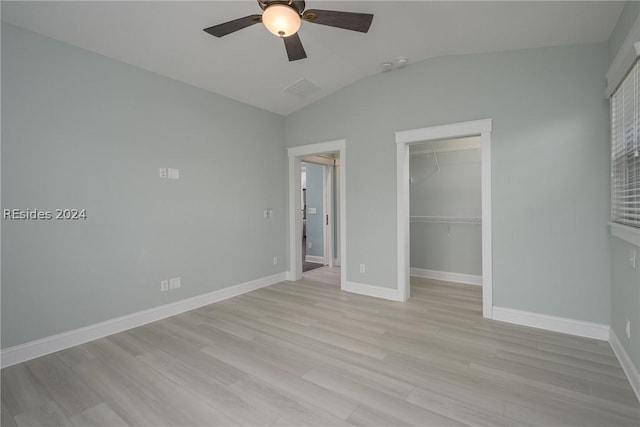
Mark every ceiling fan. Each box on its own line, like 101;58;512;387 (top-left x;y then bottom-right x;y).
203;0;374;62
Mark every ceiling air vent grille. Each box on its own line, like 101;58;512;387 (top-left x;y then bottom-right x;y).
284;78;320;97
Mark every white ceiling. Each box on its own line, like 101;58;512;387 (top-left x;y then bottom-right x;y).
1;1;624;116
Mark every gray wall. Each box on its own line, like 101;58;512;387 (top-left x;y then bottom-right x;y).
608;1;640;372
610;236;640;370
285;42;611;324
608;1;640;63
1;24;286;349
304;162;324;258
410;149;481;275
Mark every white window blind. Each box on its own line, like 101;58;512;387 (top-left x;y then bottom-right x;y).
611;59;640;228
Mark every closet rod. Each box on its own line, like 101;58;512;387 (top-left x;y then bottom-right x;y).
410;215;481;224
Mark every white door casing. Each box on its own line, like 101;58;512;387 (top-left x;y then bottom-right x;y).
395;119;493;318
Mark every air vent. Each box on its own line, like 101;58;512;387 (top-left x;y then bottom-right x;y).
284;78;320;97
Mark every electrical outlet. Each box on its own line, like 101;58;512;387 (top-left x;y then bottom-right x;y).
360;264;366;273
626;319;631;339
169;277;181;290
264;209;269;218
160;280;169;292
308;241;312;249
630;250;637;269
159;168;167;178
273;256;278;265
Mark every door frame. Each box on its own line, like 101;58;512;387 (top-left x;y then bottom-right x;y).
287;140;346;289
395;119;493;318
323;164;334;266
333;161;341;267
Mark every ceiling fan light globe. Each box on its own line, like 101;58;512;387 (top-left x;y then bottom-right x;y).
262;4;301;37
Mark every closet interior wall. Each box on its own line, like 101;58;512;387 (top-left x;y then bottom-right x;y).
410;138;482;279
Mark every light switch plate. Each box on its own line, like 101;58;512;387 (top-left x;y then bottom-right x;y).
168;168;180;180
626;319;631;339
169;277;181;289
308;207;317;214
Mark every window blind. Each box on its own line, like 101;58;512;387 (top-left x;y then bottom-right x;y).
611;59;640;228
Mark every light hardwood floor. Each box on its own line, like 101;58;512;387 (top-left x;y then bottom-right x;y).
303;266;341;286
2;277;639;426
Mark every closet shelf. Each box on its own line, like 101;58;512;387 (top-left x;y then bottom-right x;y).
410;216;481;224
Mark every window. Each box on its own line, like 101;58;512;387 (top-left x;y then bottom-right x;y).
611;59;640;228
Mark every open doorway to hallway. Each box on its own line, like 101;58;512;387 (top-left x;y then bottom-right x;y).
287;140;346;290
300;154;341;284
301;162;323;273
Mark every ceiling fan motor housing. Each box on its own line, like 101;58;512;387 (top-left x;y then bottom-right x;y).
258;0;306;15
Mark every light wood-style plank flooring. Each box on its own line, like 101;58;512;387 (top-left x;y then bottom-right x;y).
2;277;639;426
303;266;341;286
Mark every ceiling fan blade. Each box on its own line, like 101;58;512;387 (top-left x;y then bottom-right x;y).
302;9;373;33
203;15;262;37
283;33;307;61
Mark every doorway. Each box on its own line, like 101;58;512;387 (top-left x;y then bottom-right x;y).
396;119;493;318
409;136;482;284
287;140;346;289
301;157;338;272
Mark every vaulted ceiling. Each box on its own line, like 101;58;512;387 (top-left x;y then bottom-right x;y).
1;1;624;115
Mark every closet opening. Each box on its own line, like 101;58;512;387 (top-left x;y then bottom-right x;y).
396;119;492;318
409;136;483;292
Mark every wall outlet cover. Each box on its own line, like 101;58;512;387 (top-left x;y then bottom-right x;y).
159;168;167;178
160;280;169;292
168;168;180;180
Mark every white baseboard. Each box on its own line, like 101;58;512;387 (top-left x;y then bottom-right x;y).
305;255;324;264
343;281;402;301
492;307;610;341
285;271;298;281
0;272;287;368
410;267;482;286
609;329;640;402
